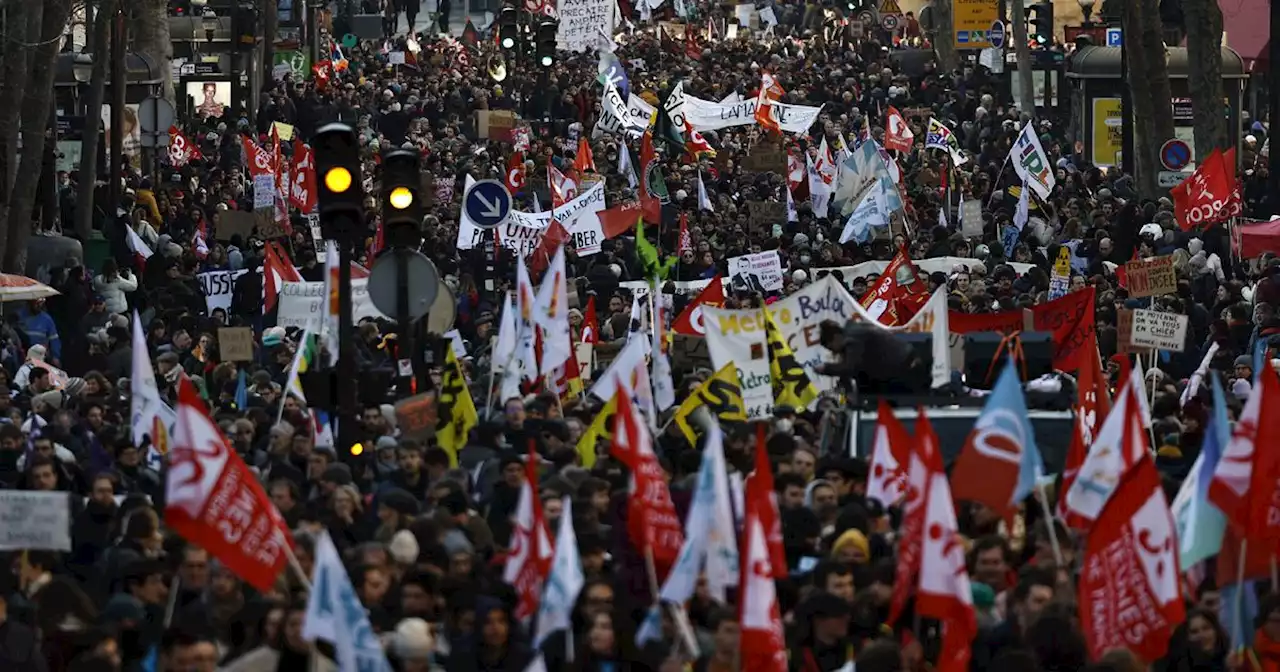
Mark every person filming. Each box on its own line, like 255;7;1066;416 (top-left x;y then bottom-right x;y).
816;319;931;397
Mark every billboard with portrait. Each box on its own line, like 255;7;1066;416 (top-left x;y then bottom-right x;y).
186;80;231;120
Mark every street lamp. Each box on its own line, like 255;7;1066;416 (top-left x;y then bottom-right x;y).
1077;0;1095;26
72;53;93;83
202;9;219;44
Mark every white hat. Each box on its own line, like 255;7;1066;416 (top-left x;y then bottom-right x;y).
389;530;419;565
391;618;434;660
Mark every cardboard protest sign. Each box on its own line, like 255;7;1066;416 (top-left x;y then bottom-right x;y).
1124;256;1176;299
218;327;255;361
1130;309;1188;352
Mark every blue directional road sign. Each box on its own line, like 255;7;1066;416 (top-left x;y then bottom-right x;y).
463;179;513;229
988;20;1005;49
1106;27;1122;47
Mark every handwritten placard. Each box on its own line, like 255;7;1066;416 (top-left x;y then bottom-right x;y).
742;143;788;175
1130;309;1188;352
1124;256;1176;299
395;392;438;442
214;211;257;242
0;491;71;551
1116;309;1148;355
218;327;255;362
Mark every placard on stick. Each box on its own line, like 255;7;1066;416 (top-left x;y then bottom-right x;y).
742;142;788;175
1124;256;1176;299
1116;309;1149;355
1130;309;1188;352
395;392;438;442
218;327;255;362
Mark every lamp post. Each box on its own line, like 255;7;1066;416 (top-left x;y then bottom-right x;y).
72;53;92;114
202;9;219;54
1077;0;1095;27
308;0;323;73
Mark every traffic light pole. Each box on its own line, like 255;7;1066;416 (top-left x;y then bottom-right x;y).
396;245;416;398
335;222;361;463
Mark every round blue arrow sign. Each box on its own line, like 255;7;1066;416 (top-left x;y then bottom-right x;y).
463;179;513;229
988;20;1005;49
1160;139;1191;171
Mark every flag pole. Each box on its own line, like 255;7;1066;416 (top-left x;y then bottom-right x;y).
1234;538;1248;644
1033;480;1064;568
284;541;314;590
163;575;182;627
643;545;661;603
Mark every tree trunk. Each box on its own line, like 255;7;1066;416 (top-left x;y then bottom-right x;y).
932;0;958;73
1122;0;1173;199
1182;0;1227;161
1140;0;1175;142
75;0;114;239
130;0;174;102
0;5;36;239
7;0;72;273
1010;0;1035;120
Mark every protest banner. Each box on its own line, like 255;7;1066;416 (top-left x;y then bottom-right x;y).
728;251;784;293
747;201;788;231
556;0;615;52
949;287;1096;372
1130;309;1189;351
197;269;249;313
1116;309;1148;355
218;327;255;361
1124;256;1176;298
741;143;789;174
680;95;822;134
960;199;984;238
0;491;71;551
277;279;386;330
458;181;607;256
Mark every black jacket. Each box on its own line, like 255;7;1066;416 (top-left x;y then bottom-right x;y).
0;619;48;672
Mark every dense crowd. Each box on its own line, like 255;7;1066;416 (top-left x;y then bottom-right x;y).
5;1;1278;671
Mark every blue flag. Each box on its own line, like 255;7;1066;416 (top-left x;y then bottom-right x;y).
234;369;247;410
597;52;629;100
950;360;1043;512
1171;373;1228;570
1221;580;1260;650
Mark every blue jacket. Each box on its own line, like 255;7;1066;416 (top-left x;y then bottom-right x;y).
18;309;60;361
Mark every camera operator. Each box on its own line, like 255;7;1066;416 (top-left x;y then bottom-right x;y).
816;319;931;397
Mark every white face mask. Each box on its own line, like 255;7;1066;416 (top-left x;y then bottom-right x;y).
775;418;793;433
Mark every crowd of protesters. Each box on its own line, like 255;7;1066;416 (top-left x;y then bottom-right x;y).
4;0;1278;670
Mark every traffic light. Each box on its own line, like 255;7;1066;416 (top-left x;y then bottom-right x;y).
536;19;557;68
380;149;423;248
1026;1;1053;45
312;123;365;235
499;6;517;50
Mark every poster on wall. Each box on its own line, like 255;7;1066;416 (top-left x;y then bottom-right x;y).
101;104;141;168
187;81;232;120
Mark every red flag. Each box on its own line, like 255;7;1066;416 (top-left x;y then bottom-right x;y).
948;287;1097;372
1208;365;1280;539
1172;148;1234;231
672;276;726;336
611;381;684;578
883;106;915;153
598;199;661;235
288;141;318;213
242;136;274;178
887;413;932;627
744;424;786;576
915;414;976;672
165;377;291;591
739;460;788;672
548;163;577;208
684;25;702;60
167;126;201;166
574;137;595;174
501;441;553;621
528;220;571;276
506;151;527;193
263;241;303;313
1078;445;1184;661
865;399;909;508
860;248;929;326
754;72;784;137
581;296;600;345
677;213;693;255
1059;332;1110;514
311;60;331;91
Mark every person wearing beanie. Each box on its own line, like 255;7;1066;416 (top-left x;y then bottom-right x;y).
831;529;870;564
388;618;444;671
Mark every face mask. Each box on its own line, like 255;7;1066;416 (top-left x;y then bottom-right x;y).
775;418;793;433
799;255;811;264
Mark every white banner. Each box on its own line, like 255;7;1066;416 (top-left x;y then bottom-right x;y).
629;94;657;127
702;276;858;418
457;181;607;257
277;279;387;330
197;269;249;313
728;251;784;293
680;95;822;134
594;81;645;139
0;491;71;551
556;0;615;52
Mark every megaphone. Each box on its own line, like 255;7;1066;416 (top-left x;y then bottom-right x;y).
489;55;508;82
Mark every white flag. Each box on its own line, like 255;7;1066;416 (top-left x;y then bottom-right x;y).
534;246;572;374
1013;181;1030;231
532;498;585;650
619;145;638;190
302;532;394;671
1009;121;1057;201
697;172;715;212
131;310;173;465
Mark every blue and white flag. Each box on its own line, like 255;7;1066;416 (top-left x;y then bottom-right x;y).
302;532;393;672
1171;373;1228;570
532;498;585;651
597;52;629;100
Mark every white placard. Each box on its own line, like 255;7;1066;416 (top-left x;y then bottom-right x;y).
556;0;616;52
252;173;276;209
0;491;71;551
728;251;784;293
197;269;250;313
680;95;822;135
1130;309;1188;352
276;278;388;329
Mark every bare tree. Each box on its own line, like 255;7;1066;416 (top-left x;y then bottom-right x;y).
0;4;38;234
932;0;958;73
1121;0;1174;199
6;0;74;272
130;0;174;101
74;0;114;239
263;0;279;84
1182;0;1227;160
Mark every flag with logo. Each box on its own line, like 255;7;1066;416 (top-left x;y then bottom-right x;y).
888;414;932;627
754;72;784;136
1063;379;1149;529
534;246;573;374
883;106;914;153
950;361;1044;516
865;399;909;508
576;396;616;469
532;498;584;651
672;277;724;336
503;442;553;622
282;330;318;405
436;348;477;467
740;426;788;672
1208;365;1280;541
1009;121;1056;201
302;532;393;671
1171;373;1228;574
166;377;292;591
288;141;318;213
673;363;747;443
611;381;684;578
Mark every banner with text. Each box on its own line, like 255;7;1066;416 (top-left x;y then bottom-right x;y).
277;279;387;330
680;95;822;134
